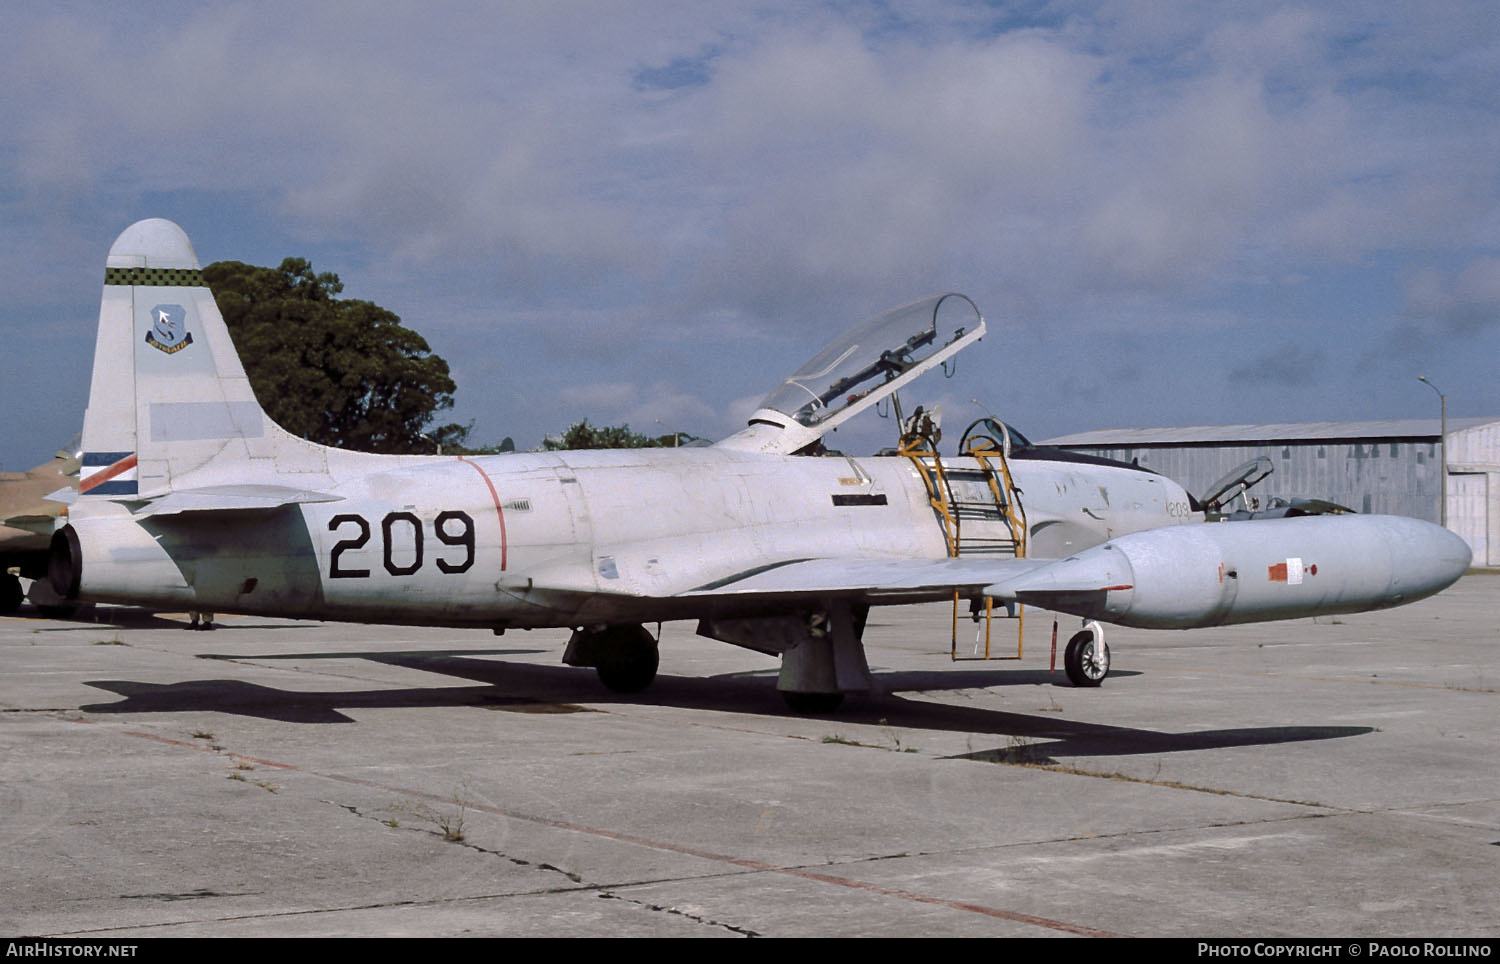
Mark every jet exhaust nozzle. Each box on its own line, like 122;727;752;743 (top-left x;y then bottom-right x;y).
50;517;196;607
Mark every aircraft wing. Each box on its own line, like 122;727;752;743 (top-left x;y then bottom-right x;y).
0;455;74;538
132;484;344;518
0;513;61;536
680;556;1054;603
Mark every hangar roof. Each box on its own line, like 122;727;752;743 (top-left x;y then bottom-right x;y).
1039;417;1500;448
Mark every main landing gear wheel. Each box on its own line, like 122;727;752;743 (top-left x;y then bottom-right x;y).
781;691;845;713
1064;630;1110;687
0;573;22;615
594;625;660;694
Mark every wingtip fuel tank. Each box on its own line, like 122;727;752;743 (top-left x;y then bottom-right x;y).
988;515;1471;630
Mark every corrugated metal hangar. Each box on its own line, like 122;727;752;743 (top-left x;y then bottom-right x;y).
1039;417;1500;567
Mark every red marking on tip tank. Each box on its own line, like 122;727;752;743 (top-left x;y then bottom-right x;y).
1268;562;1288;582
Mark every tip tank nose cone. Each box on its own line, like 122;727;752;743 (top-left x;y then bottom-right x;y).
1401;517;1472;593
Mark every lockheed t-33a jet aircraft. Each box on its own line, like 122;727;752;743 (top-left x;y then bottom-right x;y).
48;219;1472;711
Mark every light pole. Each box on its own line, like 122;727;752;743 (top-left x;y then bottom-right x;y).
1418;376;1447;528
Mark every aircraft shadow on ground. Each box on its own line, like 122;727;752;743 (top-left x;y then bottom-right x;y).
27;607;330;632
79;648;1371;760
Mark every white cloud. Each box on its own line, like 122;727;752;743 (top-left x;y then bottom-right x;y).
555;379;721;437
3;1;1499;464
1404;258;1500;333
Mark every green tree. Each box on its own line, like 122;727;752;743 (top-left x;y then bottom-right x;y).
203;258;473;454
542;420;665;450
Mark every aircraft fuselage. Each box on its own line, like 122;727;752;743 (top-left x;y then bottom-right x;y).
59;448;1193;628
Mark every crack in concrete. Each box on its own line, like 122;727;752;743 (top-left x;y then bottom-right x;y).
332;800;763;934
117;887;258;902
972;755;1348;810
335;801;588;886
597;891;760;937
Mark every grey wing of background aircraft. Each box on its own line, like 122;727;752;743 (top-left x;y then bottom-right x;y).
46;219;1472;710
1;444;78;614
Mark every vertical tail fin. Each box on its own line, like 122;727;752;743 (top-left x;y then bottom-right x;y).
79;219;318;500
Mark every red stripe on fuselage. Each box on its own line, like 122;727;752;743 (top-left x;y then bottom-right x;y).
457;456;507;571
79;454;138;494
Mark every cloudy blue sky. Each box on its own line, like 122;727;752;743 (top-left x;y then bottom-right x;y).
2;1;1497;468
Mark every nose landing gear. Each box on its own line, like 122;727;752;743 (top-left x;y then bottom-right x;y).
1064;624;1110;687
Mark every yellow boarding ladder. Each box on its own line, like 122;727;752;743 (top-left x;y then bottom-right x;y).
899;433;1029;660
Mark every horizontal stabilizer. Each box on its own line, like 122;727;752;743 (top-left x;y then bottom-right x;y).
44;487;77;506
132;484;344;518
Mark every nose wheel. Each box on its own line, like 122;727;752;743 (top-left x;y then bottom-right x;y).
1064;628;1110;687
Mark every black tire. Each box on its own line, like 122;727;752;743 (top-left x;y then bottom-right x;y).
1064;630;1109;687
780;690;845;713
594;625;659;693
0;573;22;614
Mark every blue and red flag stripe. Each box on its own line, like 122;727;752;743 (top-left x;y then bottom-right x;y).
80;452;138;496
